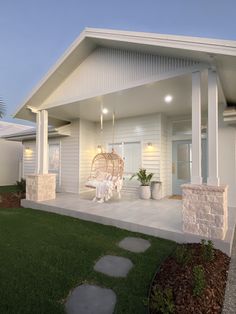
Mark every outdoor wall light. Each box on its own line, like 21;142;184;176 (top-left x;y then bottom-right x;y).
25;147;32;154
97;145;102;153
147;142;153;149
164;95;173;103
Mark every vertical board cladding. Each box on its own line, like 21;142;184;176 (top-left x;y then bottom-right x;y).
95;114;166;195
42;47;200;107
60;120;80;193
160;114;172;197
79;119;97;193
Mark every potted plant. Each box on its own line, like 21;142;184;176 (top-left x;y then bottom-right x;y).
130;168;154;199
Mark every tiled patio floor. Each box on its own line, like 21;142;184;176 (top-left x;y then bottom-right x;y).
22;192;236;255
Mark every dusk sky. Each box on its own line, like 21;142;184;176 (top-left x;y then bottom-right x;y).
1;0;236;124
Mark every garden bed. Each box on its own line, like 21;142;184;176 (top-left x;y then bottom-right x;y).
0;184;25;208
149;242;230;314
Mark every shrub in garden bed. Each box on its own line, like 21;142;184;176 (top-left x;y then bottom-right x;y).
0;180;26;208
149;242;230;314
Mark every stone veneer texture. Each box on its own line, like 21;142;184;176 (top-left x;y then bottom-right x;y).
26;174;56;201
182;184;228;240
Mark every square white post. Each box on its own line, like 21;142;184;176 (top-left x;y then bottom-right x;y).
207;69;220;186
36;111;41;174
39;110;49;174
191;71;202;185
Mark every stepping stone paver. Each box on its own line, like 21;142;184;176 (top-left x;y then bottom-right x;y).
118;237;151;253
94;255;133;277
65;284;116;314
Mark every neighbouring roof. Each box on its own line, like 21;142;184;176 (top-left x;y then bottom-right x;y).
2;123;71;141
0;121;32;137
13;28;236;125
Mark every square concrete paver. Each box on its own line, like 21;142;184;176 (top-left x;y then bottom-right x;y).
118;237;151;253
65;284;116;314
94;255;133;277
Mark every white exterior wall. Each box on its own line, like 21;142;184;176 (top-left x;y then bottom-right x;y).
60;120;80;193
218;104;236;208
160;114;172;196
79;119;96;193
94;114;171;197
41;47;200;108
23;120;80;194
23;141;36;176
0;139;23;185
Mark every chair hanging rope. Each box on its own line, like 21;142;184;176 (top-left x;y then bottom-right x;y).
85;103;124;202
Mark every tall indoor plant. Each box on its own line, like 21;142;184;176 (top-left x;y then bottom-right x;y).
130;168;154;199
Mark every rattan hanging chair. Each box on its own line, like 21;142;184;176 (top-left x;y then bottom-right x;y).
86;149;124;190
85;108;124;202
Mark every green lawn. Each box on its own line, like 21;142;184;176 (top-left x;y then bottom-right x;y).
0;207;176;314
0;185;21;194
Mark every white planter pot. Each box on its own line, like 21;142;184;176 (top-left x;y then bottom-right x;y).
139;185;151;199
151;182;162;200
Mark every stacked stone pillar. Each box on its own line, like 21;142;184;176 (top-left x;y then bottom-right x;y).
182;184;228;240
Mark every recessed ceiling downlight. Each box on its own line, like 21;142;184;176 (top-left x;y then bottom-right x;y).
164;95;173;103
102;108;108;114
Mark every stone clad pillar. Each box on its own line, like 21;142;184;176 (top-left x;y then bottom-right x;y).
182;184;228;239
26;109;56;202
191;71;202;185
181;69;228;241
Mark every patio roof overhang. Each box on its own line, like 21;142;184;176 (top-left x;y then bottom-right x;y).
13;28;236;126
43;72;214;123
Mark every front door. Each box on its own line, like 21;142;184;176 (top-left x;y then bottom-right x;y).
172;139;207;195
172;140;192;195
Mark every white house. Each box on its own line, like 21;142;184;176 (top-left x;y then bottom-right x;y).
0;121;32;185
6;28;236;243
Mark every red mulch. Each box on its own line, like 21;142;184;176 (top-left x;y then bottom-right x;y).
149;243;230;314
0;192;24;208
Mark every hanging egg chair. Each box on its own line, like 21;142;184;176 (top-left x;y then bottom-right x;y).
85;107;124;202
86;149;124;200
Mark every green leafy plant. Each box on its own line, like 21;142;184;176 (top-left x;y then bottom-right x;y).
193;265;206;297
16;178;26;193
130;168;154;186
150;285;174;314
201;239;214;262
174;245;192;266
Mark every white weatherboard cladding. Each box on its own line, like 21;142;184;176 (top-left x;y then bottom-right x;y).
23;120;80;194
160;114;172;196
23;141;36;177
79;119;97;193
95;114;171;197
60;120;80;193
41;47;200;108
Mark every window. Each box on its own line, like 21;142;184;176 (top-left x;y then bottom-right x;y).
108;141;141;174
177;143;192;180
48;144;60;186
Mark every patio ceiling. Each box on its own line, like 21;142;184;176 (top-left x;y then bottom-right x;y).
46;72;223;123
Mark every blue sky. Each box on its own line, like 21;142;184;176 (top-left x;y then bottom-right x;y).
1;0;236;124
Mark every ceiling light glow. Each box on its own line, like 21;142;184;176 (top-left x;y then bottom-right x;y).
102;108;108;114
164;95;173;103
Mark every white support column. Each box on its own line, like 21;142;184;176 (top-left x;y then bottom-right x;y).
36;111;41;174
207;69;220;186
191;71;202;185
39;110;49;174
